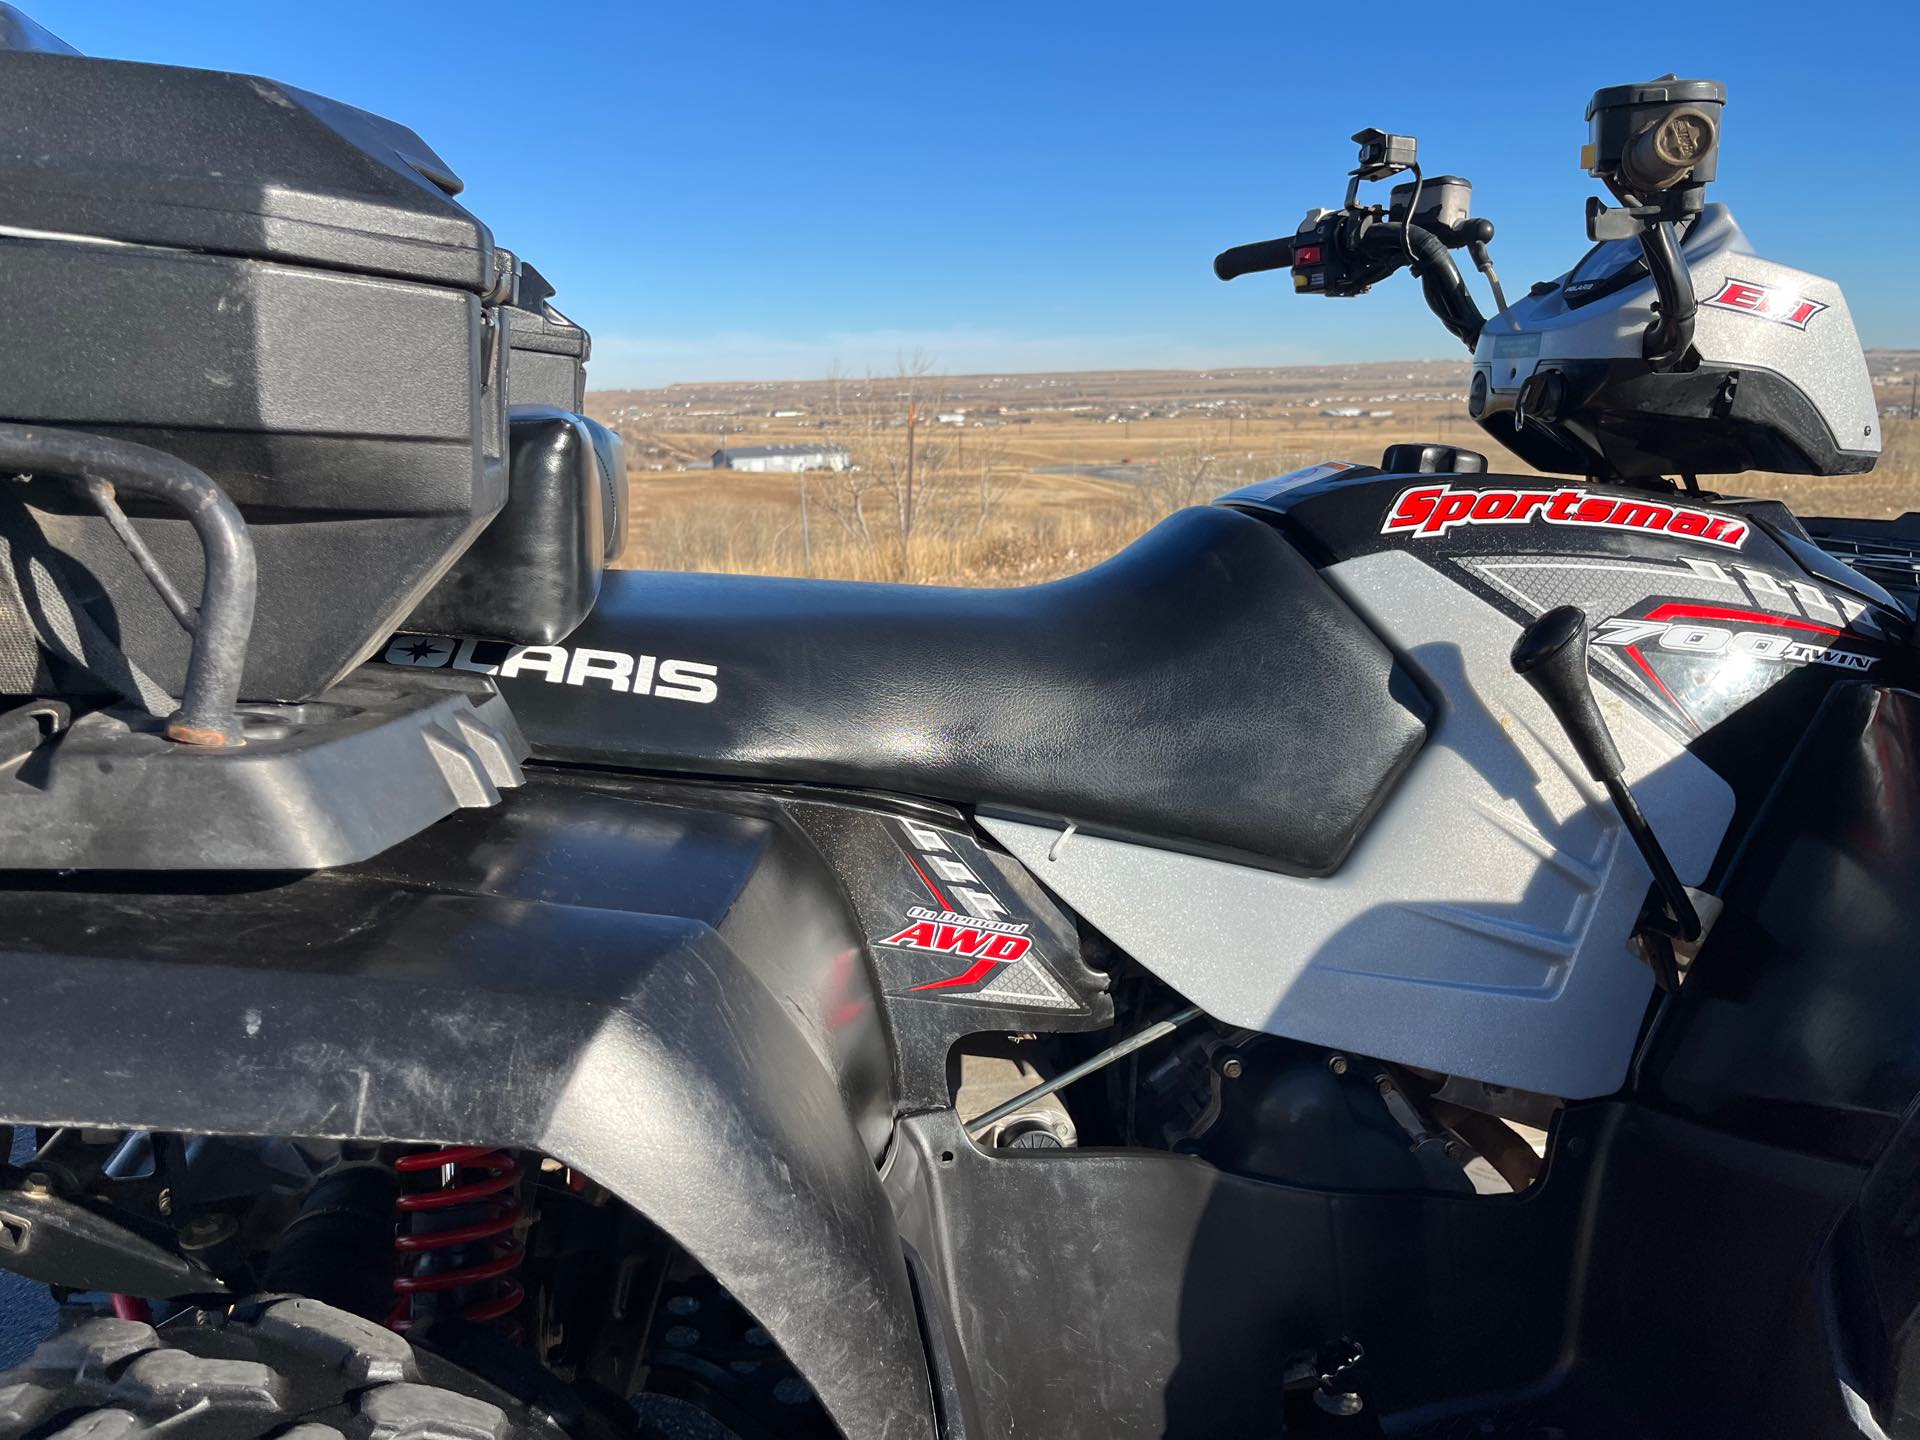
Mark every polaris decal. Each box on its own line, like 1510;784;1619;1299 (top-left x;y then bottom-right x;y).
381;634;718;703
1701;277;1827;331
1382;484;1748;549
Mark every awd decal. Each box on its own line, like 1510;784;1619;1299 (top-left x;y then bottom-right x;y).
1383;484;1747;549
382;635;717;703
885;818;1074;1008
881;909;1034;976
1701;277;1827;331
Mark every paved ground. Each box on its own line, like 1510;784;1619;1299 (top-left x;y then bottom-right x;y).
0;1128;56;1368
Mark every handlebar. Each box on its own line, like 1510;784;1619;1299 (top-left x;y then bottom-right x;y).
1213;214;1485;350
1360;222;1485;349
1213;237;1296;281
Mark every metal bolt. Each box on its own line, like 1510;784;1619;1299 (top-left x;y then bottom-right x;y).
1375;1075;1394;1096
20;1173;51;1198
1327;1055;1350;1076
1219;1055;1245;1080
1444;1140;1468;1164
156;1187;172;1217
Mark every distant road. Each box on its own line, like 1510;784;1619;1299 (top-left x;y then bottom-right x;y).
1034;462;1161;485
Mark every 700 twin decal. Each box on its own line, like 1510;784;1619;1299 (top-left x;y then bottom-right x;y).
1383;484;1748;549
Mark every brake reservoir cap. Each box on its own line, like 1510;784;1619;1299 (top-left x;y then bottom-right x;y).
1585;76;1727;190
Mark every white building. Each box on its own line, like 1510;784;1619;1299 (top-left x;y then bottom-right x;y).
712;444;852;474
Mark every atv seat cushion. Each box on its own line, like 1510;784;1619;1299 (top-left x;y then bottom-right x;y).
492;505;1430;875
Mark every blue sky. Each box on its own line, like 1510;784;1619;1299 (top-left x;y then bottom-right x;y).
31;1;1920;387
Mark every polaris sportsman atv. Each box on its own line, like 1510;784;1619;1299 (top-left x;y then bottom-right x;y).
0;16;1912;1434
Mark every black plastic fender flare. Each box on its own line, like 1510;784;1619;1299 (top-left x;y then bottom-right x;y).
0;786;937;1439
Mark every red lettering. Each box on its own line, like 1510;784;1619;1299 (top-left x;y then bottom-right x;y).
1545;491;1581;521
1471;492;1518;520
1427;493;1476;534
1716;280;1765;312
1668;510;1710;537
1512;492;1552;521
934;924;992;956
1613;501;1674;530
1573;497;1616;524
1383;485;1443;533
882;921;1031;961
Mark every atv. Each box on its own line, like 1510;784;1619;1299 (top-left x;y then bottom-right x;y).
0;15;1914;1436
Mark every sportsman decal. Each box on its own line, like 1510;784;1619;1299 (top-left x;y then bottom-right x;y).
1701;277;1827;331
380;634;718;703
1382;484;1747;549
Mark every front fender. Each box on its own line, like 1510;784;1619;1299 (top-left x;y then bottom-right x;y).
0;771;934;1440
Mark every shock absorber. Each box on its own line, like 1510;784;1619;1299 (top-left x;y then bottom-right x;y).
389;1145;528;1333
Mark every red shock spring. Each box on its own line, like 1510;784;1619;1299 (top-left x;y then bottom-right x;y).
389;1145;527;1332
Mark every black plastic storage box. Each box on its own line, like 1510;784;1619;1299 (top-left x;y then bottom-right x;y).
0;45;510;701
504;260;592;412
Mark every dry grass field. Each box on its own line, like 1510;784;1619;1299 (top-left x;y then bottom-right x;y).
588;354;1920;587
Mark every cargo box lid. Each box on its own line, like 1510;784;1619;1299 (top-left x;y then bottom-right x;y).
503;259;591;358
0;48;496;293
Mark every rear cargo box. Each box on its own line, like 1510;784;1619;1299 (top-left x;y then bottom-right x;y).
505;260;592;412
0;47;509;700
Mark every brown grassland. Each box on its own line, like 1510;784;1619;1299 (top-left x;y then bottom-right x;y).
589;357;1920;588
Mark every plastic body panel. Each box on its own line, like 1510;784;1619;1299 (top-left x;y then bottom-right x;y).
1226;465;1913;841
887;1099;1875;1438
1642;684;1920;1162
0;770;937;1440
987;546;1736;1098
1471;206;1880;476
0;667;525;870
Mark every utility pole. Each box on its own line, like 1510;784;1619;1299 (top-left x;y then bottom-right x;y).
800;473;812;575
903;399;917;545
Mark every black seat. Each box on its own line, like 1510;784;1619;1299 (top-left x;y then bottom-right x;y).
501;504;1430;875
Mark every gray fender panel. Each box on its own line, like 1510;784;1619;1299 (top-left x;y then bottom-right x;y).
987;549;1735;1098
0;777;935;1440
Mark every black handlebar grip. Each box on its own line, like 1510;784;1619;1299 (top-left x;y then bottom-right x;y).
1213;237;1296;281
